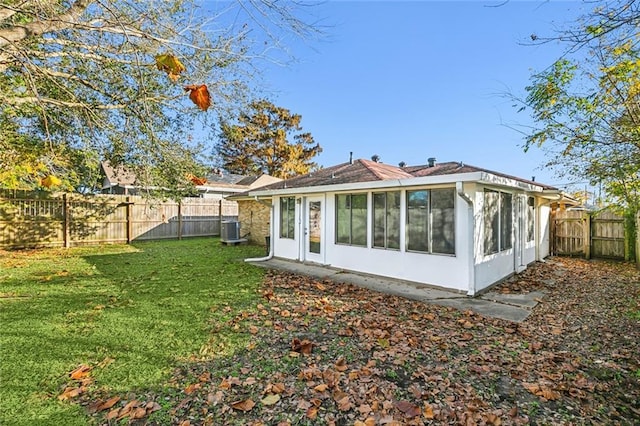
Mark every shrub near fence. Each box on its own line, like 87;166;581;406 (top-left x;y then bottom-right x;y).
0;191;238;248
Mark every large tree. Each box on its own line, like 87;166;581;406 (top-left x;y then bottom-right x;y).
216;99;322;179
0;0;317;194
516;1;640;211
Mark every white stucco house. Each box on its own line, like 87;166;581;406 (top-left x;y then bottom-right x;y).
239;158;575;296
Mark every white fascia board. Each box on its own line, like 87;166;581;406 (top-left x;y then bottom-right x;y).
248;172;485;197
195;185;240;193
478;172;546;193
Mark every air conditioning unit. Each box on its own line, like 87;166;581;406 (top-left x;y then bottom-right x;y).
221;220;241;242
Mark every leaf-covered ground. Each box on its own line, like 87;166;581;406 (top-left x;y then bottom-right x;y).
84;257;639;425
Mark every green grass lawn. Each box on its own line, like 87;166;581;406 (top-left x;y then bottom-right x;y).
0;238;264;425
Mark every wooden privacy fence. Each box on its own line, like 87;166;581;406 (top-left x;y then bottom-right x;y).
551;209;632;260
0;191;238;249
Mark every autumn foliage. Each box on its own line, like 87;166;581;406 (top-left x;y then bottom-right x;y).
77;257;639;425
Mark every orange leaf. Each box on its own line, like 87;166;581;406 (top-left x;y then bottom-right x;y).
58;386;84;401
184;383;200;395
395;400;421;418
70;364;92;380
155;54;186;81
105;408;120;420
423;402;435;419
306;406;318;420
231;398;255;412
337;395;352;411
291;338;314;354
97;396;120;412
334;356;348;372
313;384;328;392
184;84;211;111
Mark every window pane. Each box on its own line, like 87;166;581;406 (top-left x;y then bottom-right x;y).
501;192;513;250
279;198;288;238
336;195;350;244
308;201;321;254
386;192;401;249
483;190;499;255
373;193;386;248
527;197;535;242
407;190;428;252
351;194;367;246
287;197;295;238
431;189;455;254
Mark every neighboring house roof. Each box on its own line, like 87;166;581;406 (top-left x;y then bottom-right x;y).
101;161;137;187
100;161;282;194
246;159;559;193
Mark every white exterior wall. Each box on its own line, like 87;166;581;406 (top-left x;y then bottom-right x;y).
269;183;555;296
538;204;551;259
273;188;472;293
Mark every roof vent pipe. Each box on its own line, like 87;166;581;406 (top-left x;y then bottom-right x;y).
427;157;437;167
349;152;353;164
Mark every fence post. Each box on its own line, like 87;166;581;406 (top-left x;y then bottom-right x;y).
63;193;70;248
583;212;591;260
178;200;183;240
636;211;640;268
126;196;132;244
219;199;223;236
550;209;556;256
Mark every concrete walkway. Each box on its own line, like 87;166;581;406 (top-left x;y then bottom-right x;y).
248;258;543;323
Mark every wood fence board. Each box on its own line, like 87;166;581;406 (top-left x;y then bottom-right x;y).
0;191;239;248
553;209;628;260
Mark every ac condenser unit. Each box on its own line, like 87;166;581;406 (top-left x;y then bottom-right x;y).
221;220;241;242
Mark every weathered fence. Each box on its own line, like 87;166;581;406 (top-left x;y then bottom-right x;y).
551;209;632;260
0;191;238;249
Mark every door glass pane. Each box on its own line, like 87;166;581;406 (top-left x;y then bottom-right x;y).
407;190;428;252
431;189;455;254
350;194;367;246
309;201;321;254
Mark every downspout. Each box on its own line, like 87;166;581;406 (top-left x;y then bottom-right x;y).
456;182;475;296
244;196;275;262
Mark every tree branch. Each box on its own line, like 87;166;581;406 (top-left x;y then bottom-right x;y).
0;0;94;48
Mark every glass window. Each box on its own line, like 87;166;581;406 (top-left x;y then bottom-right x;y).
335;193;367;246
406;189;455;254
336;194;351;244
483;189;514;254
431;189;455;254
527;197;535;242
407;190;429;252
372;191;400;249
279;197;295;239
483;190;500;255
501;192;513;250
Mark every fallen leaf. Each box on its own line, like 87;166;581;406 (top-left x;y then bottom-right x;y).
96;396;120;412
291;338;314;354
395;400;421;418
70;364;91;380
335;356;348;372
337;395;352;411
313;383;328;392
306;406;318;420
105;408;120;420
231;398;255;412
261;393;280;406
423;402;435;419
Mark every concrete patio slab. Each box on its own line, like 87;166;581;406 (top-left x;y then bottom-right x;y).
248;258;541;322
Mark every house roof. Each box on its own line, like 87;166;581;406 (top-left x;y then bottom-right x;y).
247;159;558;193
100;161;281;193
101;161;137;187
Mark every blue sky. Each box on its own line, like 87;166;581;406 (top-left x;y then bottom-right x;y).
253;1;591;188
